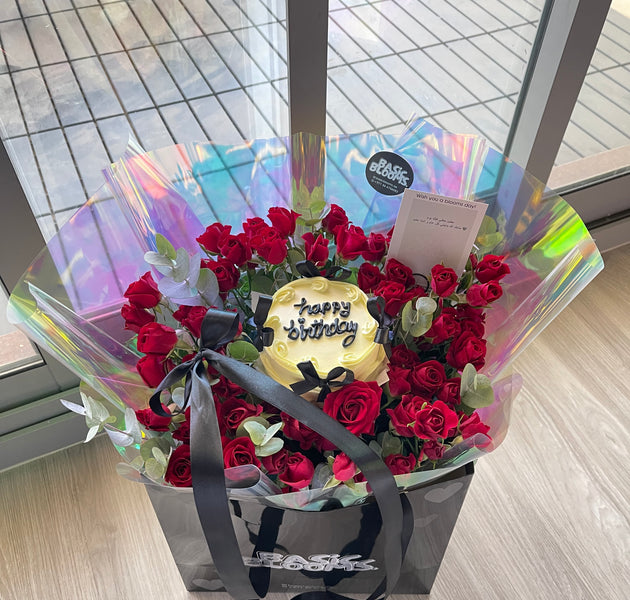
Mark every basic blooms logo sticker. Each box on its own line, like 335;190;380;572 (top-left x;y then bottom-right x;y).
244;552;378;572
365;151;414;196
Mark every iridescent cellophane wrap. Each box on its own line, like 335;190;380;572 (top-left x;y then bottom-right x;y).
7;118;603;500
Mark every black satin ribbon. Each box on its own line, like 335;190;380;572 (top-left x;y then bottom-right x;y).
252;294;274;350
150;309;405;600
367;296;391;349
296;260;351;281
290;361;354;403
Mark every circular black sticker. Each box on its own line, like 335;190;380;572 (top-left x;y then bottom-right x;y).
365;151;414;196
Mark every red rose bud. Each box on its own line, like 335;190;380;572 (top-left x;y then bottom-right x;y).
436;378;461;406
165;444;192;487
267;207;300;238
412;400;458;440
278;452;315;490
218;233;252;267
123;271;161;308
332;453;357;481
357;263;384;293
466;282;503;306
421;440;445;461
389;344;421;368
323;380;382;436
430;264;459;297
218;397;263;434
135;404;171;431
384;258;415;287
302;232;329;265
456;304;486;338
243;217;268;239
136;322;178;355
386;394;429;437
362;232;388;262
373;280;415;317
250;227;288;265
335;224;367;261
446;331;487;371
281;412;322;450
223;437;261;469
410;360;446;396
121;303;155;333
172;407;191;443
386;365;412;397
136;354;174;388
202;258;240;292
424;309;461;344
172;305;208;338
475;254;510;283
196;222;231;253
459;412;492;440
321;204;349;235
261;448;289;475
384;453;416;475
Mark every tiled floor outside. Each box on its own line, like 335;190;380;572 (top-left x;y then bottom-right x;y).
0;0;629;242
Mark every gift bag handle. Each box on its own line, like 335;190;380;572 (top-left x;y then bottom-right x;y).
150;309;407;600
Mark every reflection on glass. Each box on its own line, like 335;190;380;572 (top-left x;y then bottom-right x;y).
0;285;41;376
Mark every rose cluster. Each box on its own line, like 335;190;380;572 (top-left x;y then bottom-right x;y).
121;203;510;491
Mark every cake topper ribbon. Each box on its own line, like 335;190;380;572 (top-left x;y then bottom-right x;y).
367;296;392;347
252;294;274;350
290;361;355;403
296;260;351;281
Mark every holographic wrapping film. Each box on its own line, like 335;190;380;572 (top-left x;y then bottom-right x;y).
7;118;603;477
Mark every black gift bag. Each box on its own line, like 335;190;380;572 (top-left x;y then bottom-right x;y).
146;462;473;594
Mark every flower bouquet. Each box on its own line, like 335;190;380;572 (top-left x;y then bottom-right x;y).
7;119;602;596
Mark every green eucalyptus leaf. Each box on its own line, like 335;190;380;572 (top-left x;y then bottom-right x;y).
460;363;477;395
415;297;437;315
308;199;327;218
477;215;497;237
261;421;283;445
156;233;177;260
243;420;267;445
461;379;494;408
171;248;191;282
130;456;144;470
145;457;166;481
85;425;100;443
144;251;174;267
227;340;260;363
152;447;168;467
401;300;414;332
140;437;172;462
381;431;403;456
251;273;275;295
236;416;269;438
409;313;433;337
256;437;284;457
158;277;194;298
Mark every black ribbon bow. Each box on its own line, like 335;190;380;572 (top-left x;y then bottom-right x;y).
252;294;274;350
290;361;354;403
367;296;391;348
296;260;351;281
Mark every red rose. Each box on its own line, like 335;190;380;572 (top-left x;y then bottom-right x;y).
410;360;446;396
261;448;289;475
278;452;314;490
223;437;261;469
124;271;161;308
430;265;459;297
373;280;415;317
468;253;478;270
203;258;240;293
121;303;155;333
389;345;421;368
135;404;171;431
436;378;461;406
421;440;445;461
466;282;503;306
218;397;263;434
197;222;231;253
242;217;267;239
362;233;388;262
446;331;487;371
335;224;367;261
136;354;174;388
302;232;329;265
424;308;460;344
137;322;178;355
357;263;384;293
218;233;252;267
321;204;349;235
384;258;415;287
412;400;458;440
386;394;428;437
268;207;300;238
212;375;246;400
384;453;416;475
165;444;192;487
332;453;357;481
475;254;510;283
250;226;288;264
386;366;412;397
323;380;382;436
459;412;491;440
173;305;208;338
173;407;191;443
456;305;486;338
281;412;321;451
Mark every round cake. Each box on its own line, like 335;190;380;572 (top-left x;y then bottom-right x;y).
258;277;388;391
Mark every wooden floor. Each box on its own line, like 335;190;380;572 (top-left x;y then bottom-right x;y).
1;244;629;600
